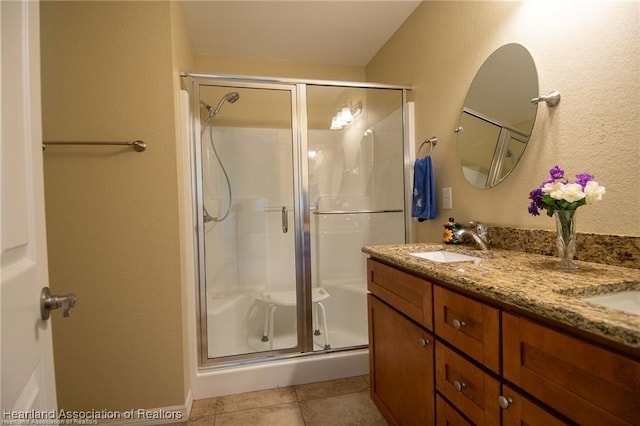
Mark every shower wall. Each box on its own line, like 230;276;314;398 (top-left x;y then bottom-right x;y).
204;127;295;296
309;108;405;287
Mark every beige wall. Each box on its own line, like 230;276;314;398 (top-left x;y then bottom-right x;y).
41;1;190;411
367;1;639;240
195;54;366;81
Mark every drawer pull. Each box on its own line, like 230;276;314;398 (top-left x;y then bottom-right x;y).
453;380;467;392
419;337;430;347
498;395;513;409
452;318;467;330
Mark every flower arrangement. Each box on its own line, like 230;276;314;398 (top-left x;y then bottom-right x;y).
528;165;606;270
528;165;606;217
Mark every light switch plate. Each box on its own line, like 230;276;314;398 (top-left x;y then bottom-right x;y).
442;187;452;209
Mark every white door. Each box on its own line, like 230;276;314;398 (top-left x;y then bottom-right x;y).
1;0;58;412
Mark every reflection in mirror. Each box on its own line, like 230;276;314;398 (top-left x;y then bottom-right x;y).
457;43;538;188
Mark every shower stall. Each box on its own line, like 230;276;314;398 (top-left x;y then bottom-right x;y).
184;74;410;371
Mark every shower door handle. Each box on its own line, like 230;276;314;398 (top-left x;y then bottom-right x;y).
281;206;288;233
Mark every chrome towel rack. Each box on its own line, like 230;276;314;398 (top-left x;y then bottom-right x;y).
42;140;147;152
417;136;437;158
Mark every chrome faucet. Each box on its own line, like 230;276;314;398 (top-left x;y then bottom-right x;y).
454;221;490;250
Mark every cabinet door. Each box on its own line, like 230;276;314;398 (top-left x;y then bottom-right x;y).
500;384;569;425
503;313;640;425
368;294;435;425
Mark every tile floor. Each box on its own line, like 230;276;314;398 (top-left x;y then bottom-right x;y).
170;375;387;425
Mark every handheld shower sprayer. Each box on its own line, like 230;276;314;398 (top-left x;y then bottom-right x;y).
199;91;241;223
201;91;240;117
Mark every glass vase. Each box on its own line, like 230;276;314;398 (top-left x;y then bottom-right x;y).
554;209;578;270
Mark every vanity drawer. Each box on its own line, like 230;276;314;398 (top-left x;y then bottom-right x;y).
436;394;472;425
434;286;500;372
367;259;433;330
503;313;640;425
500;384;569;426
435;341;500;425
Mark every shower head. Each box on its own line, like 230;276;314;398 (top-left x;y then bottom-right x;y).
208;91;240;116
226;92;240;104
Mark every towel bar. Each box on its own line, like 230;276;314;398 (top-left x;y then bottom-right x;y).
42;140;147;152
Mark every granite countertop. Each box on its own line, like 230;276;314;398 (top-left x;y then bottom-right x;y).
362;243;640;351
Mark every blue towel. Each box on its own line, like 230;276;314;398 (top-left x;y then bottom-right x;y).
412;156;437;221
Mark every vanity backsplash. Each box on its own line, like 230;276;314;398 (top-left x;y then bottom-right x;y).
487;227;640;269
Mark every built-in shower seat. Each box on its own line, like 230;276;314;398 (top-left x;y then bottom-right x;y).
261;287;330;350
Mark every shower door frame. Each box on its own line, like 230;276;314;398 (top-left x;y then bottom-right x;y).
184;73;413;369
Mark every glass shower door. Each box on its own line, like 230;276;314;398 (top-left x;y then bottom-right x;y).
196;83;302;362
189;77;409;366
306;85;406;352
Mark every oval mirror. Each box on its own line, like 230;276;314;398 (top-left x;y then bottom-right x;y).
457;43;538;188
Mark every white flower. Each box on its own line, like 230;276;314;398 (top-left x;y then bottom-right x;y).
543;182;586;203
584;181;606;204
541;181;562;195
529;166;606;216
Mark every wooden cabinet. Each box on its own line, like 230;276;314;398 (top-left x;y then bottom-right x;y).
434;286;500;373
503;312;640;425
368;294;434;425
367;259;639;425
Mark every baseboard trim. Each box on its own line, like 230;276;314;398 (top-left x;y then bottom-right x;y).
96;389;193;425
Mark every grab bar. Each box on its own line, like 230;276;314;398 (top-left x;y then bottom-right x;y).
264;207;403;215
313;209;403;215
42;140;147;152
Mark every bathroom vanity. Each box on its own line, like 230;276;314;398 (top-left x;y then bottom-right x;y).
364;244;640;425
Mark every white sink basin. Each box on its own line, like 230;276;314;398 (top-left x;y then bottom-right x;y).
582;291;640;315
410;251;481;263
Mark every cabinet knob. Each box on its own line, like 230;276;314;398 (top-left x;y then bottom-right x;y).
453;380;467;392
419;337;430;347
452;318;466;330
498;395;513;409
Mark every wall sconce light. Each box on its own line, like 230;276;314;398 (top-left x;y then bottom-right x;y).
329;101;362;130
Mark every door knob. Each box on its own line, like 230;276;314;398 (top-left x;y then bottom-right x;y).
40;287;77;320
